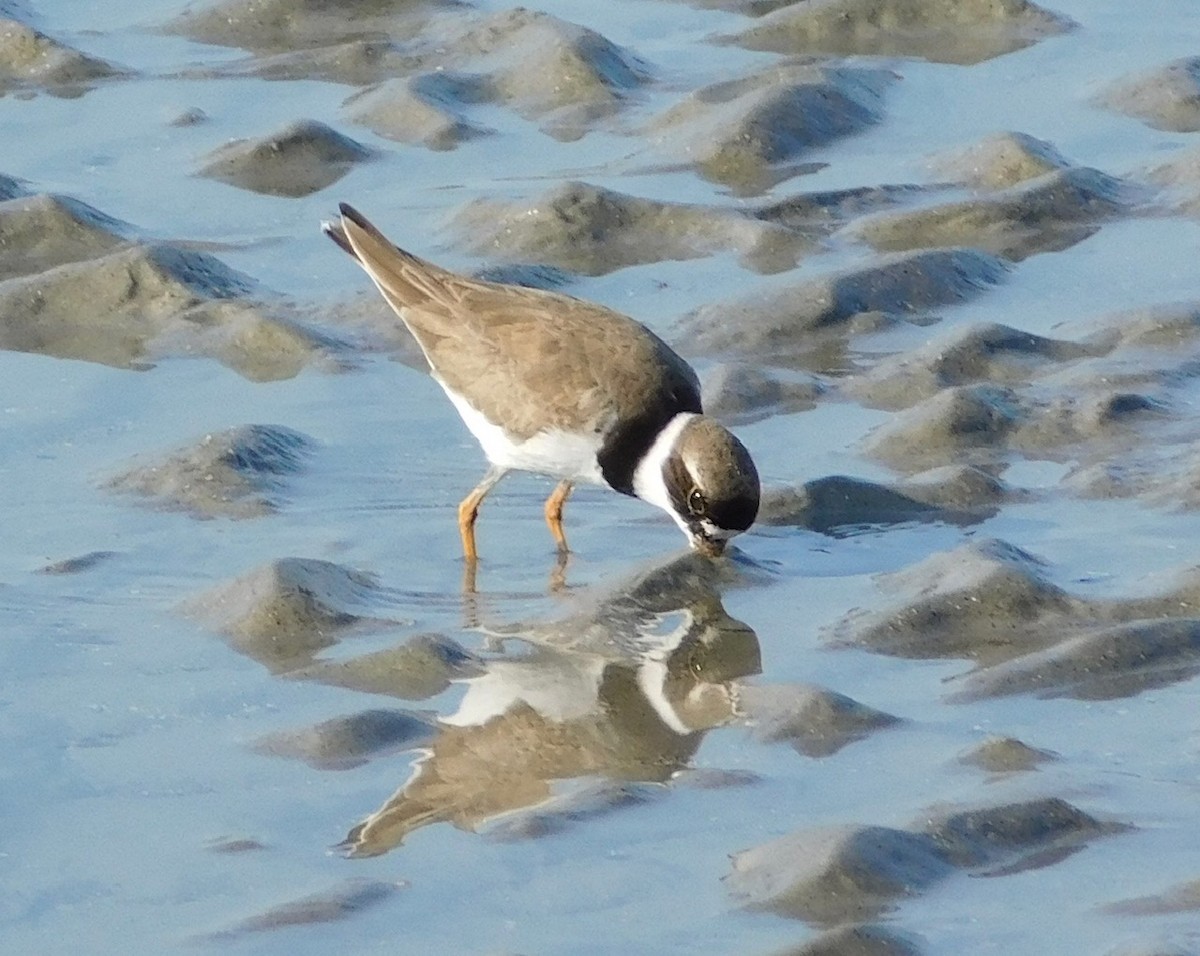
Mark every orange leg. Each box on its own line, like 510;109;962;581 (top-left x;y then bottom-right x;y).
543;480;574;553
457;467;506;563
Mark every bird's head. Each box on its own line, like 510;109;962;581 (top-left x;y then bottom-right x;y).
634;414;759;556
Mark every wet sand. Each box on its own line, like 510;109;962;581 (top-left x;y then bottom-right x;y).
5;0;1200;953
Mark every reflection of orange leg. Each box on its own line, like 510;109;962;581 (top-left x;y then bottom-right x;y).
457;467;506;563
548;548;570;593
543;480;574;553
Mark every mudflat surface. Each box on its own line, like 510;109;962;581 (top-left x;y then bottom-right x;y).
4;1;1200;954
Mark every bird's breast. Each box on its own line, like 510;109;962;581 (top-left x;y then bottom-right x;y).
438;379;606;484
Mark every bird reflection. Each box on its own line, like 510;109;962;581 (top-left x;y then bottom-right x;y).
339;551;761;857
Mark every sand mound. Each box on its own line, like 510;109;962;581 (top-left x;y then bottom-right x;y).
848;322;1097;409
737;683;899;757
181;557;392;672
861;382;1162;472
849;166;1133;260
725;0;1074;66
286;633;481;700
0;240;338;379
758;465;1011;531
453;181;810;276
1101;56;1200;132
0;16;126;95
252;708;436;770
930;131;1074;189
700;363;824;425
106;424;315;519
0;193;132;280
958;736;1058;773
343;73;489;150
678;248;1007;362
197;119;373;197
836;538;1200;701
833;538;1077;661
728;797;1112;925
646;62;889;193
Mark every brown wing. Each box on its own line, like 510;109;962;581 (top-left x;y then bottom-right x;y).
327;204;701;445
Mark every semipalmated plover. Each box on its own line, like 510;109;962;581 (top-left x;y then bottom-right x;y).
324;203;759;560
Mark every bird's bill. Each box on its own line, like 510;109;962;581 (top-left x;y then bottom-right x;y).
689;531;728;558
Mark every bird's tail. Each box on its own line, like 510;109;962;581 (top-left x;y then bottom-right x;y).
322;203;459;311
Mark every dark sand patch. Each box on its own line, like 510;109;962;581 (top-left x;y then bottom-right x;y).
0;16;127;95
923;797;1116;874
286;633;482;700
0;193;133;280
728;797;1114;926
958;736;1058;773
252;708;436;770
929;131;1074;189
105;424;314;520
204;879;404;941
848;167;1133;261
724;0;1074;66
197;120;373;197
168;106;208;127
471;261;574;291
181;557;393;673
36;551;119;575
1100;57;1200;133
677;248;1007;366
756;183;928;230
343;73;490;150
646;62;889;194
0;171;25;200
775;924;923;956
206;836;268;853
0;241;340;379
189;38;420;86
674;0;795;11
737;683;899;757
453;181;811;276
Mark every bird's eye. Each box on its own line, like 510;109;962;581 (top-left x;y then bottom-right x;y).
687;487;707;516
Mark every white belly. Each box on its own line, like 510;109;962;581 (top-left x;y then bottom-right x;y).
438;379;606;484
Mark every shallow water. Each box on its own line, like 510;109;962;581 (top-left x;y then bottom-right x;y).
5;1;1200;954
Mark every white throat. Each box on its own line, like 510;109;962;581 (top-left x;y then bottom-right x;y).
632;412;697;531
